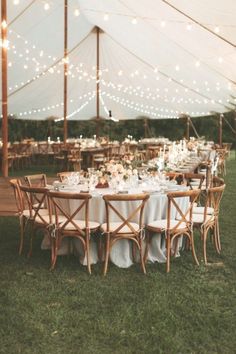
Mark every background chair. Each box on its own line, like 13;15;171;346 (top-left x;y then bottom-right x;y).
24;173;47;187
101;193;150;275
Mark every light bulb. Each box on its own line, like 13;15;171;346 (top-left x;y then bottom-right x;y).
104;13;109;21
44;3;50;11
1;20;7;29
131;17;137;25
74;9;80;16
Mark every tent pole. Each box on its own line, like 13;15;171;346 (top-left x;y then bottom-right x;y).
186;116;190;140
144;118;148;138
144;118;151;138
63;0;68;145
219;114;223;147
234;111;236;159
96;26;100;138
1;0;8;177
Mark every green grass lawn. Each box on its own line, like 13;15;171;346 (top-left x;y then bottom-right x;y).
1;155;236;354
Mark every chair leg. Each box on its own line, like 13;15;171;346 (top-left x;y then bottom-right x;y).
144;231;150;263
103;234;110;276
190;233;199;266
202;228;208;265
213;224;220;254
50;236;59;270
139;240;146;274
27;223;34;258
166;234;171;273
215;220;221;252
86;232;91;275
19;216;25;255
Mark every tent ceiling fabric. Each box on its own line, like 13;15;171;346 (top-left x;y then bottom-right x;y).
1;0;236;121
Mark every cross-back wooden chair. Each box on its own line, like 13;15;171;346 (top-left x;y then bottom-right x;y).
68;148;82;171
101;193;150;275
192;179;225;264
24;173;47;187
146;189;201;272
57;171;73;182
184;173;205;190
48;191;100;273
9;178;28;254
19;185;51;259
165;172;184;182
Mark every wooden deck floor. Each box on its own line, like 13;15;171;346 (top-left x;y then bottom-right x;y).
0;177;17;215
0;177;55;216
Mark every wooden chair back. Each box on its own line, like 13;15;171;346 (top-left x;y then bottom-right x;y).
9;178;24;214
20;185;50;225
48;191;92;236
166;189;201;232
184;173;205;190
203;183;225;222
103;193;149;236
24;173;47;187
57;171;73;182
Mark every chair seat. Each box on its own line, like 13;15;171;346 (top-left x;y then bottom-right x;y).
192;213;214;224
147;219;187;231
101;222;139;234
62;219;100;231
192;206;214;215
35;214;65;224
23;208;48;218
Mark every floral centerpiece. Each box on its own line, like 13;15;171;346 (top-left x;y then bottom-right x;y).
95;158;138;188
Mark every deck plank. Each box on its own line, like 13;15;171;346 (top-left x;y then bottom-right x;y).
0;177;55;216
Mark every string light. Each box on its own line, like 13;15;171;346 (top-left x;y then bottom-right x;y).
6;28;235;119
14;91;96;119
104;13;109;21
214;26;220;33
44;3;50;11
0;39;9;49
13;0;20;4
1;20;7;29
131;17;137;25
74;9;80;17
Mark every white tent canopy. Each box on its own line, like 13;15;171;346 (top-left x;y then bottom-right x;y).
1;0;236;121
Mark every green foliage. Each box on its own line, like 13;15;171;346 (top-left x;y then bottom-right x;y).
0;155;236;353
1;111;235;146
